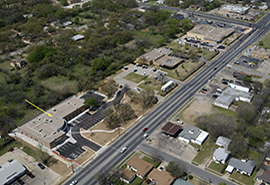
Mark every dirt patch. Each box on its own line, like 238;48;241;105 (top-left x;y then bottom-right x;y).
179;97;213;125
76;147;95;165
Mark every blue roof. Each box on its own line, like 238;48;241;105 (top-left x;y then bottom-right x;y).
174;179;193;185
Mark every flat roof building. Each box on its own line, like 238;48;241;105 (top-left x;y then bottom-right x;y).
148;168;175;185
214;87;253;109
221;5;249;15
126;157;154;178
0;159;26;185
186;25;234;44
18;96;85;149
161;81;176;92
161;122;182;137
178;125;208;145
135;48;172;65
155;55;184;68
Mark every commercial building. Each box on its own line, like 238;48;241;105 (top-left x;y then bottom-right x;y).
216;136;231;149
155;55;184;68
126;157;154;178
251;46;270;59
0;159;26;185
221;5;249;15
161;122;182;137
178;125;209;145
161;81;176;92
213;147;230;164
148;168;175;185
120;169;136;184
18;96;85;149
228;81;251;92
186;25;234;44
226;158;256;176
136;48;172;65
214;87;253;109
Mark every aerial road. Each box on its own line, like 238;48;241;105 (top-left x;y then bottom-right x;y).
65;13;270;185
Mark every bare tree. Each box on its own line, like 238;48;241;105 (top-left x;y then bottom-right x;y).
150;148;162;162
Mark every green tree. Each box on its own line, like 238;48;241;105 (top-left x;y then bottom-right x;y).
243;76;252;85
84;97;97;108
165;161;185;178
61;0;68;6
259;41;264;46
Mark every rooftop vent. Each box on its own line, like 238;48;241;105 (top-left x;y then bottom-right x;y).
189;129;194;134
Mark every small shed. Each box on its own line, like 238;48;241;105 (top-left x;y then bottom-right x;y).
216;136;232;149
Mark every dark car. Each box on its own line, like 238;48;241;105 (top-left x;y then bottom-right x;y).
38;163;45;170
26;171;35;178
17;179;24;185
143;127;148;132
133;69;137;72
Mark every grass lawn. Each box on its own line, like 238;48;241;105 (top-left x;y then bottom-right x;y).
230;170;255;185
162;61;204;81
142;156;161;168
0;140;23;156
208;161;226;174
256;31;270;49
40;75;78;93
131;176;144;185
123;72;148;83
166;42;216;61
212;105;237;119
138;77;164;92
133;30;163;47
192;139;217;164
118;151;135;168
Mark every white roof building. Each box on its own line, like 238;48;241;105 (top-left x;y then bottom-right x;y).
222;5;249;15
156;0;165;4
178;125;209;145
161;80;175;91
213;148;230;164
216;136;232;149
71;34;84;41
259;5;268;10
0;160;26;185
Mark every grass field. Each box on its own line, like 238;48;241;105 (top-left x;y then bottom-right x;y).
138;77;163;92
192;139;217;164
142;156;161;168
166;42;216;61
40;76;78;93
230;170;256;185
0;141;23;156
123;72;148;83
133;30;163;47
162;61;204;81
256;31;270;49
212;105;238;119
208;161;226;174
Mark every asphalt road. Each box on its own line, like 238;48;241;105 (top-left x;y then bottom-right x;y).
137;143;234;185
139;3;253;27
64;13;270;185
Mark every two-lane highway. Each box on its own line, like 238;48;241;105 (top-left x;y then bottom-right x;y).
65;12;270;185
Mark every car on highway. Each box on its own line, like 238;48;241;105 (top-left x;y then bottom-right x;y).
120;147;127;154
143;133;149;138
143;127;148;132
38;163;45;170
70;180;78;185
214;67;217;70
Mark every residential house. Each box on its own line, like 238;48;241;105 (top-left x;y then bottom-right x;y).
148;168;175;185
216;136;231;149
226;158;256;176
213;147;230;164
178;125;209;145
256;168;270;184
120;169;136;184
126;157;154;178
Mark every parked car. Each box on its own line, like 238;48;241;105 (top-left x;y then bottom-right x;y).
17;179;24;185
201;90;205;94
38;163;45;170
120;147;127;154
143;127;148;132
153;68;157;72
26;171;35;178
202;88;207;92
123;66;128;70
234;61;240;65
133;69;137;72
8;147;14;152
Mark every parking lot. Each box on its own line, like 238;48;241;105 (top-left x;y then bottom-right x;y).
0;148;60;185
56;142;85;160
234;55;262;69
81;111;105;130
80;90;105;104
69;112;91;127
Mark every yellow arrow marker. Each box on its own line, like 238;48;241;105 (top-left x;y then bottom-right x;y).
25;99;53;117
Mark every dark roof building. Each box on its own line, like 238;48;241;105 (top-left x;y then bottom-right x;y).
120;169;136;184
126;157;154;178
256;169;270;184
161;122;182;137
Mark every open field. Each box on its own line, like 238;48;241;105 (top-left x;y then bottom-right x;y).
192;139;217;165
40;76;78;93
256;31;270;49
132;30;164;47
162;60;204;81
230;170;256;185
166;42;217;61
123;72;148;83
207;161;227;174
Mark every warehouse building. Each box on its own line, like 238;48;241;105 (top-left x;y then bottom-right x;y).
18;96;85;149
186;25;234;44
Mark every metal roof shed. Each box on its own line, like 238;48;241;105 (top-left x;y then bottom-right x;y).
161;122;182;137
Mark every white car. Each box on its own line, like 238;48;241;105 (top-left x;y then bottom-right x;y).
70;180;78;185
143;133;149;138
120;147;127;154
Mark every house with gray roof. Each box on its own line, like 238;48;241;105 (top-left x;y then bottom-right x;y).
178;125;208;145
216;136;232;149
213;147;230;164
226;158;256;176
